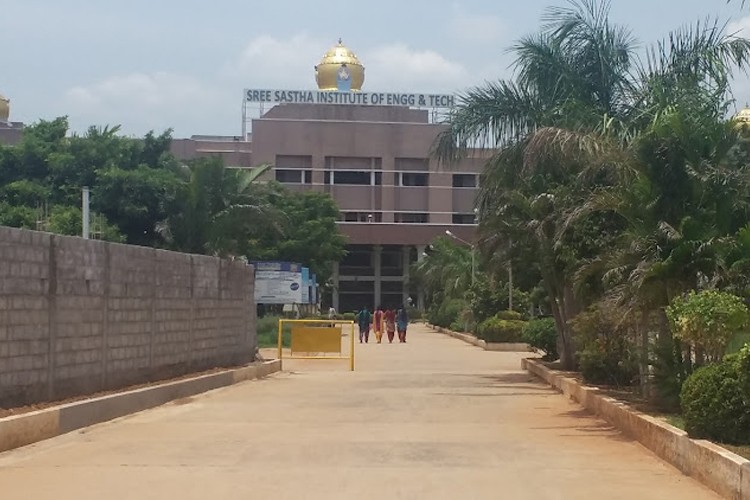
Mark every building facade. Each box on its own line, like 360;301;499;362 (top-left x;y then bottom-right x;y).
171;100;482;313
171;40;483;313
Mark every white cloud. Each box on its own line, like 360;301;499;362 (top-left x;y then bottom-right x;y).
363;44;469;92
60;34;476;136
728;16;750;36
64;72;226;136
226;33;326;88
449;4;505;44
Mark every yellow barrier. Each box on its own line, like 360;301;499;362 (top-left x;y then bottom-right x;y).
278;319;356;371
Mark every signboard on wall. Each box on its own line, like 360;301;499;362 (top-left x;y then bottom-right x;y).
244;89;455;108
253;261;303;304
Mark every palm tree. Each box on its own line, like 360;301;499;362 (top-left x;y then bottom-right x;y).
159;160;274;257
435;0;750;369
413;237;473;305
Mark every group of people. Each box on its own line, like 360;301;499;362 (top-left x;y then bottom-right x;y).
356;306;408;344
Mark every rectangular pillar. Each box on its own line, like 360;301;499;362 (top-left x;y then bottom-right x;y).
374;245;382;309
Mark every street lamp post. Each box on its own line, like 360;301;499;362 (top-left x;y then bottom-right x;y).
445;230;475;285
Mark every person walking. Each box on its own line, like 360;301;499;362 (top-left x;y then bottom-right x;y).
396;307;409;343
357;306;372;343
384;308;396;343
373;306;384;343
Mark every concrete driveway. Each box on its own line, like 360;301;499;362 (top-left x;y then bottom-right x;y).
0;323;717;499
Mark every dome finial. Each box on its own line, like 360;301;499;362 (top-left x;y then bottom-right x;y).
315;39;365;92
0;93;9;123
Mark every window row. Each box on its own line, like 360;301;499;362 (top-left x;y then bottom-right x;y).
275;169;479;188
337;213;478;225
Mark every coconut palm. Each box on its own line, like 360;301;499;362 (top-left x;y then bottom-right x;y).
435;0;750;369
413;237;473;304
158;160;275;256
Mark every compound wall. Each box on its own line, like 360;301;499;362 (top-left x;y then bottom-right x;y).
0;226;256;407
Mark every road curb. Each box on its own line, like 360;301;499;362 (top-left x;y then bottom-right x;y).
429;324;532;352
522;358;749;499
0;359;281;454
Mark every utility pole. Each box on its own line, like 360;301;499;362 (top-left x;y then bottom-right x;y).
82;187;90;239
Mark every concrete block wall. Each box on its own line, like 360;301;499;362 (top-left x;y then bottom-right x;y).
0;226;256;408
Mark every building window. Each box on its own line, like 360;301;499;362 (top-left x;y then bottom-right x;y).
333;171;371;185
452;174;477;188
394;212;429;223
400;173;429;187
304;170;312;184
452;213;477;225
275;169;302;183
340;212;383;223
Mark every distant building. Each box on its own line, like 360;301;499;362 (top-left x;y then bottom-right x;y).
0;93;23;145
171;40;483;312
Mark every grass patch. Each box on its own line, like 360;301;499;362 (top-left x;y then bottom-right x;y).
666;415;685;430
257;316;290;348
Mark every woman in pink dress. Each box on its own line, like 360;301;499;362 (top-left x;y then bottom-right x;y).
384;308;396;343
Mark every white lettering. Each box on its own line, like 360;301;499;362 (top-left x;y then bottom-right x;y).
244;89;455;108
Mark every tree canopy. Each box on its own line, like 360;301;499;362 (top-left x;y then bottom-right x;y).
434;0;750;381
0;117;347;285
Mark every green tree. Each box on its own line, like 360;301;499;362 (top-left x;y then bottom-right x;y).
94;165;181;247
435;0;750;370
160;159;274;256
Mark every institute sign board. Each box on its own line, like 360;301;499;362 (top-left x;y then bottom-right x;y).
244;89;455;108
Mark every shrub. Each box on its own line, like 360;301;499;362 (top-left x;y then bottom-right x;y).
496;310;523;321
450;320;464;332
738;344;750;400
522;318;558;361
341;312;356;322
680;353;750;444
407;306;423;322
667;290;750;362
428;298;466;328
467;278;531;322
572;305;638;386
476;316;526;343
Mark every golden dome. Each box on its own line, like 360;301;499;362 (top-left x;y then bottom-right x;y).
315;39;365;92
734;107;750;137
0;94;9;122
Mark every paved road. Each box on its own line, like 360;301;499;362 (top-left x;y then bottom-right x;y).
0;324;717;499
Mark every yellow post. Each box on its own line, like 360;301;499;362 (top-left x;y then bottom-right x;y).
350;321;355;371
277;319;283;361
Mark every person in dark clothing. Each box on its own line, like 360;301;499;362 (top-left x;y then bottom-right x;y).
357;306;372;343
396;307;408;343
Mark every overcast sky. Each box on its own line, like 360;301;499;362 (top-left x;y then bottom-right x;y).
2;0;750;137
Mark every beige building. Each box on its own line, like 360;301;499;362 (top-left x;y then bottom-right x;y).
172;40;482;312
0;93;24;145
